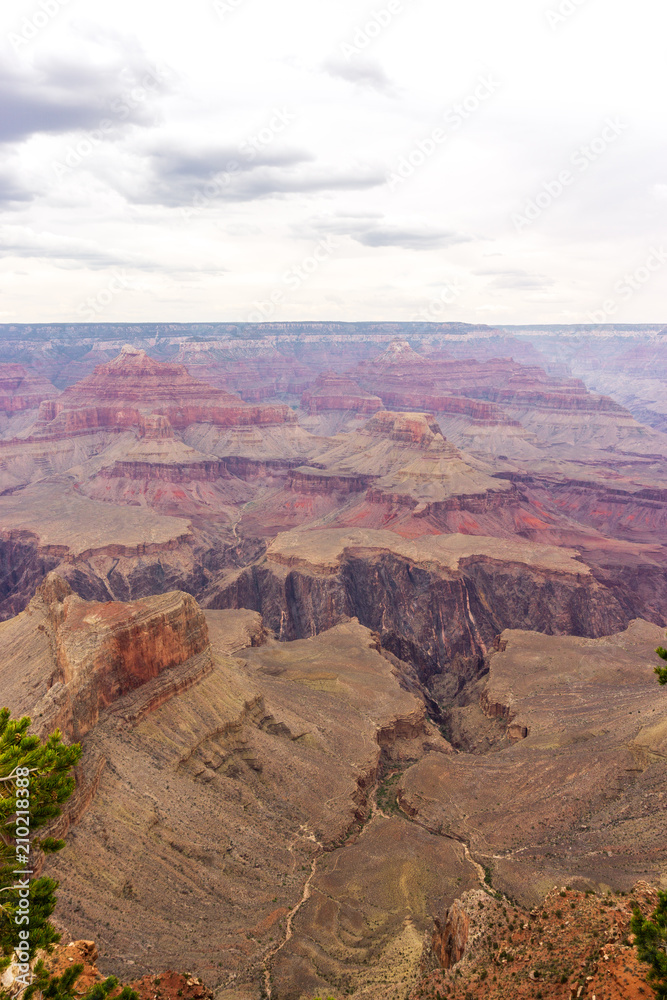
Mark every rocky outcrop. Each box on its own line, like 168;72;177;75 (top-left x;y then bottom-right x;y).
363;410;459;448
35;402;141;433
32;574;212;738
100;459;228;483
289;467;373;494
379;389;519;424
287;411;515;514
432;899;470;969
138;413;173;438
0;364;58;414
301;370;382;414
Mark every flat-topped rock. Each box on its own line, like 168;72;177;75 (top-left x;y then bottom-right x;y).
267;527;590;577
0;482;191;557
301;370;382;414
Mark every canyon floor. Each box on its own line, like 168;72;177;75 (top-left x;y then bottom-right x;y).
0;323;665;999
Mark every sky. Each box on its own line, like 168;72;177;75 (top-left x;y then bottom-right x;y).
0;0;666;325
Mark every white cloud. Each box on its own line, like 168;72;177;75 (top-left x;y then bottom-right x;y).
0;0;665;322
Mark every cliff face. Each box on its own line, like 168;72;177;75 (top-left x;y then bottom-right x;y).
432;900;470;969
301;371;382;414
207;529;626;681
0;364;58;414
33;574;211;738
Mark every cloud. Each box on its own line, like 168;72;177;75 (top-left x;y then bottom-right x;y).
354;226;466;250
323;56;395;94
0;225;145;269
0;169;34;206
475;268;555;291
0;50;173;144
309;214;469;250
119;143;385;206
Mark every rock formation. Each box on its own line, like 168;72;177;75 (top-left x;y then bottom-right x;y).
35;346;296;434
10;573;211;738
399;619;667;900
301;370;383;414
208;526;626;679
0;363;58;413
432;899;470;969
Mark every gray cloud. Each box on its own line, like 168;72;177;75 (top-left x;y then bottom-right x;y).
323;56;395;94
356;226;467;250
309;214;469;250
0;225;145;269
476;268;556;291
0;53;173;144
0;169;34;206
120;143;384;206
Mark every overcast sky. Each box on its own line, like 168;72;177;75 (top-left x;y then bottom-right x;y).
0;0;666;325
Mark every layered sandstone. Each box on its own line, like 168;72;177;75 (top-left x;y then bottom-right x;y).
301;370;382;414
30;574;211;737
0;364;58;414
35;346;296;435
207;526;624;681
97;415;230;483
350;343;664;464
289;411;515;513
175;342;313;402
0;574;212;743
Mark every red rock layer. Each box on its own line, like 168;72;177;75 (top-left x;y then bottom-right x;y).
100;460;229;483
38;574;211;738
363;410;454;447
378;388;519;424
35;347;296;434
355;345;626;415
139;413;174;438
432;900;470;969
177;347;314;402
0;364;58;413
301;371;383;414
289;469;374;494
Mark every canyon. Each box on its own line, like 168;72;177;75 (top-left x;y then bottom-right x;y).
0;322;664;999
